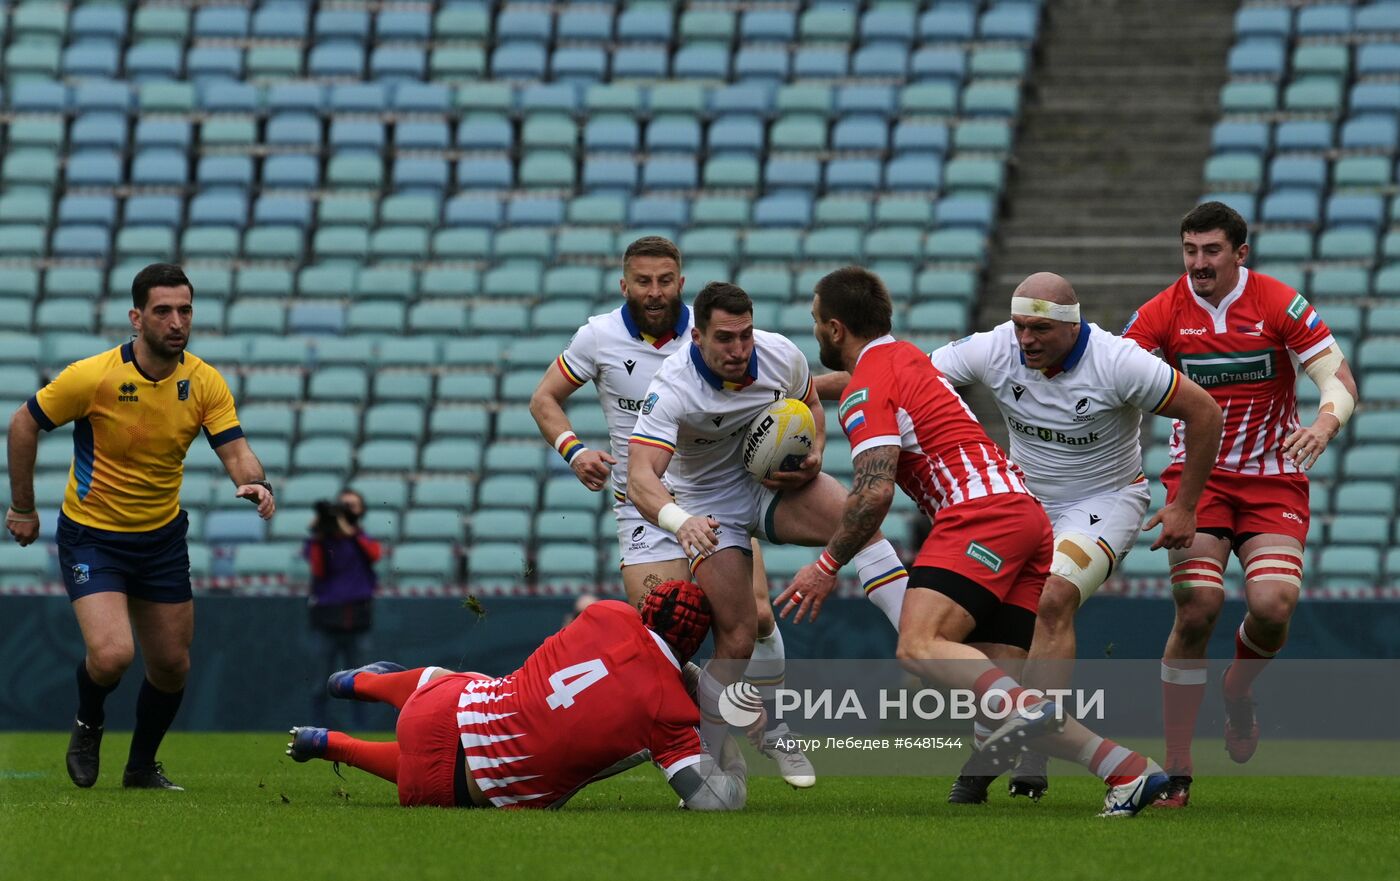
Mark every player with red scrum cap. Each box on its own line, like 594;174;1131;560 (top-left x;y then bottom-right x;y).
284;580;747;811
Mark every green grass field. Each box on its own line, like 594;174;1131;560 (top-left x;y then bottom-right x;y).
3;733;1397;881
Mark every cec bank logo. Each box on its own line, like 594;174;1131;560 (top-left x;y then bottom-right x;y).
717;681;765;727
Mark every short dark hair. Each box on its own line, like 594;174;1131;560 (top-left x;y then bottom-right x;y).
692;282;752;330
814;266;893;339
1181;201;1248;250
132;263;194;309
623;236;682;271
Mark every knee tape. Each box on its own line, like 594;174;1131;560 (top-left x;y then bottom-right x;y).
1169;556;1226;590
1242;546;1303;588
1048;534;1115;603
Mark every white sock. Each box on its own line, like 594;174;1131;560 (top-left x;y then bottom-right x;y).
416;666;440;689
745;623;785;702
853;540;908;632
696;666;729;756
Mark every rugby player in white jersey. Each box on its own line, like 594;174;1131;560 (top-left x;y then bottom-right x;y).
628;282;909;770
814;272;1221;802
529;239;815;786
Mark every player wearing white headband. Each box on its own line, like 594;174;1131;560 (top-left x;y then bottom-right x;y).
931;272;1222;803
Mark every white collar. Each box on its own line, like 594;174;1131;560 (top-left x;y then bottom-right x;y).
1191;267;1249;334
854;334;897;367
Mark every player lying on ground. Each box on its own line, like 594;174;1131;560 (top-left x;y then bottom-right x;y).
285;580;746;811
782;267;1169;818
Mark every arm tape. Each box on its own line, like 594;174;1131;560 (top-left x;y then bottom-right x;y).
658;502;693;534
1303;348;1354;428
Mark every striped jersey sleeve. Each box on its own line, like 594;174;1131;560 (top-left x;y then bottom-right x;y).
555;323;599;387
1112;337;1184;415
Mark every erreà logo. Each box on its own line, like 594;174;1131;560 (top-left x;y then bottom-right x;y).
1177;349;1275;388
117;382;139;403
838;388;869;420
965;541;1003;573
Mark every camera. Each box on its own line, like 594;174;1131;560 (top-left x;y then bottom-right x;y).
312;499;351;538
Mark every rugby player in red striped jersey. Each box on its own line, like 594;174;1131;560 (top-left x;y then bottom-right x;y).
1125;202;1359;806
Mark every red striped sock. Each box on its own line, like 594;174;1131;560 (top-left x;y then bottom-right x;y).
352;668;429;709
325;732;400;783
1223;622;1284;700
972;668;1035;727
1161;660;1207;774
1088;738;1148;786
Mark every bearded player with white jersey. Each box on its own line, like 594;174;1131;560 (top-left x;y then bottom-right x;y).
627;282;909;774
925;272;1220;803
1125;202;1359;807
528;238;810;786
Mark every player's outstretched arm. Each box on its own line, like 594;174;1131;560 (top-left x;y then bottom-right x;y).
627;441;720;558
529;364;615;491
1143;376;1222;550
215;437;276;519
5;405;42;546
1282;346;1359;471
776;445;898;623
811;371;851;402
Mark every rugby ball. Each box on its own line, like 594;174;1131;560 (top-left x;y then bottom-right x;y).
742;398;816;481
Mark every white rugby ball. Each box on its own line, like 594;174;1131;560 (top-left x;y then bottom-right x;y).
742;398;816;480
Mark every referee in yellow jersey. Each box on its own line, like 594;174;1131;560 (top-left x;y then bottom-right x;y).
5;264;276;790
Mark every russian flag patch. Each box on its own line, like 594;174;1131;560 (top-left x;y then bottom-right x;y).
842;409;866;434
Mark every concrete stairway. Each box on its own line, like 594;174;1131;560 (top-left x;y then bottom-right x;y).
961;0;1237;443
982;0;1239;332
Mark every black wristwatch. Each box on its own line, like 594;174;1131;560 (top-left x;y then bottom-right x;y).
250;480;274;496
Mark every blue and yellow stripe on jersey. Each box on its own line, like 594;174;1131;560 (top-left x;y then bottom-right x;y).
620;303;690;349
27;341;242;533
690;342;758;391
1150;370;1182;414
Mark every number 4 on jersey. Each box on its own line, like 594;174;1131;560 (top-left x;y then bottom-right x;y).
546;658;610;709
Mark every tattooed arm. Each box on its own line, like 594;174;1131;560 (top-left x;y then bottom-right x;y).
826;446;899;564
774;445;900;623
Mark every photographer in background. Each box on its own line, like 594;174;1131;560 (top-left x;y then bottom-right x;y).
303;489;381;726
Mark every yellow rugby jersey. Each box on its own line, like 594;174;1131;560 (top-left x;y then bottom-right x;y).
27;341;242;533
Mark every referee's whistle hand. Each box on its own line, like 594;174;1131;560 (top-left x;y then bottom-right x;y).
236;485;277;519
